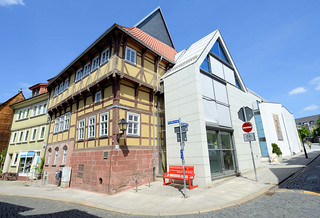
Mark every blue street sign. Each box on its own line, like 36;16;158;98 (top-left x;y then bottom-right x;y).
168;120;179;125
180;149;184;160
181;122;189;126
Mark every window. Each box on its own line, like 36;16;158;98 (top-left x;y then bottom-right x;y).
18;131;24;142
24;129;29;142
33;106;37;116
91;56;99;72
54;117;59;133
210;40;230;64
78;119;85;140
18;111;23;120
62;146;68;165
59;115;65;132
12;153;19;166
23;109;29;118
54;86;59;97
59;83;64;94
200;55;210;73
64;78;69;90
11;132;17;143
127;112;140;136
95;91;101;104
125;46;136;64
100;112;109;137
75;68;83;82
100;48;110;65
39;126;46;140
83;62;91;77
54;147;59;165
37;105;42;115
31;128;37;141
42;103;47;114
88;116;96;139
47;148;52;165
64;112;70;130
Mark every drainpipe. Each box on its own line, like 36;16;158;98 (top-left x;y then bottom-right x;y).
43;92;52;165
153;56;163;181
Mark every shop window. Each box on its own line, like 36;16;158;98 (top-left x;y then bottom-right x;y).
100;48;110;65
100;112;109;137
125;46;136;65
127;112;140;136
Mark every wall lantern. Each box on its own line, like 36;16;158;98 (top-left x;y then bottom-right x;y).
117;118;128;141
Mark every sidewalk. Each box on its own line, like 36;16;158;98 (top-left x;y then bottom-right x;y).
1;146;319;216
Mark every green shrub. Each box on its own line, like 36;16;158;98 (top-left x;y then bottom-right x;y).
272;143;282;156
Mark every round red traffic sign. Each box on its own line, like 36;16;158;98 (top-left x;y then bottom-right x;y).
242;122;253;133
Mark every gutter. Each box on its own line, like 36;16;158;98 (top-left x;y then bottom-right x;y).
43;92;52;167
153;56;163;181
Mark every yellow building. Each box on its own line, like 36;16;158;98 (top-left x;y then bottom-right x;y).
3;83;49;180
44;8;177;193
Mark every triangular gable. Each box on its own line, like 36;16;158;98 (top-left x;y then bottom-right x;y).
134;7;174;48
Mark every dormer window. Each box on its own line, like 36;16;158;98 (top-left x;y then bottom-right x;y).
100;48;110;65
83;62;91;77
125;46;136;65
75;68;83;82
91;56;99;72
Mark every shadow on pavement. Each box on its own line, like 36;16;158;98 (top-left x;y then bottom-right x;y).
0;201;100;217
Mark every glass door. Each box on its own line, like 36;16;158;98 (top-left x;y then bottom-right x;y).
207;130;236;177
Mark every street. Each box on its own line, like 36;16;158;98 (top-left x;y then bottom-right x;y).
0;151;319;217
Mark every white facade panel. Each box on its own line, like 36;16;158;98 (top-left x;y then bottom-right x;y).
200;73;215;99
213;80;228;105
216;104;232;127
223;65;236;86
209;56;224;79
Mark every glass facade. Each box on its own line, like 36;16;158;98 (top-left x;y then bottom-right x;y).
210;40;230;64
207;130;236;176
200;55;210;72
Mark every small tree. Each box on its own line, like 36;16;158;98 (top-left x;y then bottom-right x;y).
298;126;310;141
0;149;7;174
272;143;282;156
34;157;45;179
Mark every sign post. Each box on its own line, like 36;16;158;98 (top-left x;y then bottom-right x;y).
242;122;258;181
168;118;188;197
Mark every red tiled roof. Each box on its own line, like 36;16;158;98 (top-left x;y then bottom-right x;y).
121;26;177;63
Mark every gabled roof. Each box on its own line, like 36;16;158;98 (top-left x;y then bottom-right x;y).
121;26;177;63
0;91;25;111
162;30;246;91
134;7;175;48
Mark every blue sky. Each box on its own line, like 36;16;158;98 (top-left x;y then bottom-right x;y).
0;0;319;119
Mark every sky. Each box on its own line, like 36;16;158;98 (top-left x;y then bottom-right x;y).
0;0;319;119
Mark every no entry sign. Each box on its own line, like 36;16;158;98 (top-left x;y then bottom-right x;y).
242;122;253;133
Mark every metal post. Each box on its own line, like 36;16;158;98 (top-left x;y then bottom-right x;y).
249;141;258;181
179;118;187;197
302;141;308;159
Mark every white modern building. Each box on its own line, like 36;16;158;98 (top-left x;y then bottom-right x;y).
162;30;301;188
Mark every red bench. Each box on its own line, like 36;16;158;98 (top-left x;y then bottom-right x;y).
163;165;198;190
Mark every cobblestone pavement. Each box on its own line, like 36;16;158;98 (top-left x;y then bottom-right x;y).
279;152;320;192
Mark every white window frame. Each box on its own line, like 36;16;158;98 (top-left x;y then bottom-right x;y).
100;112;109;137
24;129;30;142
54;117;59;133
12;153;19;166
64;78;69;91
54;148;59;165
54;86;59;97
31;128;37;141
125;46;137;65
37;104;42;115
17;110;23;120
18;131;24;143
62;146;68;165
59;82;64;94
83;62;91;77
33;105;37;116
75;68;83;82
126;112;140;136
47;149;52;165
59;115;65;132
42;103;47;114
78;119;85;140
91;56;99;72
11;132;17;144
39;126;46;140
88;116;96;139
64;112;71;130
95;91;101;104
100;48;110;65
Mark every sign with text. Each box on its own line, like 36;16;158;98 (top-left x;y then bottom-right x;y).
243;133;256;142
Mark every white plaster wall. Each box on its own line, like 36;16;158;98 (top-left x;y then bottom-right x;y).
227;85;262;172
163;64;212;188
259;103;292;157
281;108;302;154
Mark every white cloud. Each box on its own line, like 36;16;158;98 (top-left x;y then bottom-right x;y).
310;76;320;91
288;87;308;96
303;104;319;111
0;0;25;6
